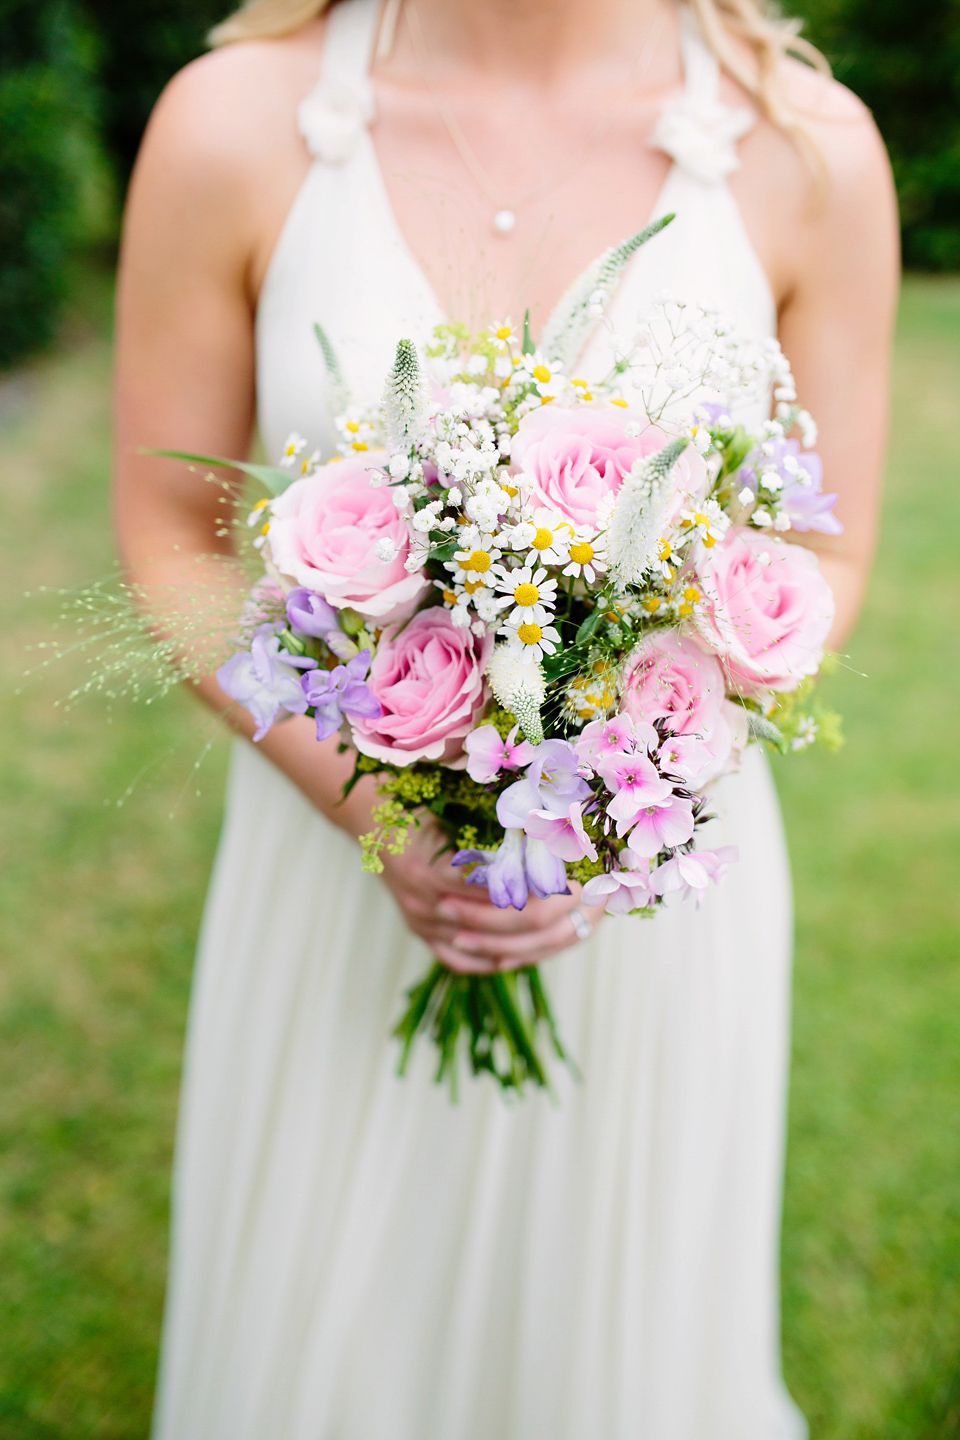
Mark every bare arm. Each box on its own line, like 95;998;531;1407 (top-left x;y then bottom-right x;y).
757;75;900;648
112;48;596;971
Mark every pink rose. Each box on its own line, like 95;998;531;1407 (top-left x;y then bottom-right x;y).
620;630;742;784
510;408;708;528
351;608;493;766
266;455;429;623
693;528;835;695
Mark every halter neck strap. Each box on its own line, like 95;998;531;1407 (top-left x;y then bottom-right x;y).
678;6;721;105
320;0;381;82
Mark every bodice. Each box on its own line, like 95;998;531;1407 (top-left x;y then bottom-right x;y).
255;0;776;463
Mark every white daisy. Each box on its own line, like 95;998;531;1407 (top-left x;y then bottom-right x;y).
500;618;562;663
492;565;559;627
561;529;608;584
445;528;503;585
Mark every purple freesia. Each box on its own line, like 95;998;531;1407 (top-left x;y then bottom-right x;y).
496;738;590;830
453;828;570;910
300;650;382;742
286;586;339;639
740;438;842;535
217;624;314;742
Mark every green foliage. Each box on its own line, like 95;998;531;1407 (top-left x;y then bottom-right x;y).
0;2;111;369
76;0;226;184
788;0;960;269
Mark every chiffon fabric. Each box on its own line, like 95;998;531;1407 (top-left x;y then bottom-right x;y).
152;3;806;1436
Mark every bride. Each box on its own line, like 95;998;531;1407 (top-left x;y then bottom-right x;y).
113;0;897;1434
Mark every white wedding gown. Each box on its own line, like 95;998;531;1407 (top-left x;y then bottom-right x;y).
152;3;805;1436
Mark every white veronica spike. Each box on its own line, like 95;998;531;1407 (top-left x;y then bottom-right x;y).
382;338;427;448
540;215;675;372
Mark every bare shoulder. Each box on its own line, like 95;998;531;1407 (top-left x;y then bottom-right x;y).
135;24;326;196
780;57;891;197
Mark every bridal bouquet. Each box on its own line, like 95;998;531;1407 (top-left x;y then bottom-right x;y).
200;218;842;1093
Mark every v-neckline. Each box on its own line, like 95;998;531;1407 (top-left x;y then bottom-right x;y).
359;10;689;368
361;121;681;371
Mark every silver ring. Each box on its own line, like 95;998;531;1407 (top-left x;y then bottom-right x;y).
569;907;592;942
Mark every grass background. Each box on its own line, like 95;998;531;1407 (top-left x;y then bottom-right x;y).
0;274;958;1438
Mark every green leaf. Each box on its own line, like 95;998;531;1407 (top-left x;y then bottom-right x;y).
142;448;295;496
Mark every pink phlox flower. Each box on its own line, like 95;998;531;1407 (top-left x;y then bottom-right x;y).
576;712;657;768
582;852;654;915
596;753;673;836
649;845;738;903
657;732;716;788
524;801;598;863
464;723;537;784
625;792;696;857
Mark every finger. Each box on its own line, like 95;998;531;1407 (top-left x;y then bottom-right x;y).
432;941;503;976
451;918;568;960
435;895;548;933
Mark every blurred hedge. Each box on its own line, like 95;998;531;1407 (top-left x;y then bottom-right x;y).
0;0;112;369
793;0;960;270
0;0;958;372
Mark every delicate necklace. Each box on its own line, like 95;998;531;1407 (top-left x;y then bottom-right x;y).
404;1;668;238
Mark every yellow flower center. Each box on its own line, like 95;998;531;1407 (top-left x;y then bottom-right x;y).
345;421;360;433
571;378;588;388
517;622;543;645
693;512;709;526
644;597;660;613
702;533;716;548
677;602;694;617
568;541;594;565
532;364;551;383
610;398;628;408
261;522;270;537
658;540;672;560
532;527;554;551
463;579;484;594
496;325;512;340
443;589;458;605
460;549;491;573
503;484;519;497
513;582;540;606
351;440;369;451
683;586;700;603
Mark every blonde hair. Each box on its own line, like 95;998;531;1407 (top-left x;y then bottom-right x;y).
210;0;829;143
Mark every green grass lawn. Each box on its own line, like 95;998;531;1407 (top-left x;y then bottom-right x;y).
0;276;958;1439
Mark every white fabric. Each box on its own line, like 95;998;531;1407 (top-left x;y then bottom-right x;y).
153;3;803;1437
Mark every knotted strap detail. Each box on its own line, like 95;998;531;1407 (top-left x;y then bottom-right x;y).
298;73;375;164
652;95;755;184
651;7;755;184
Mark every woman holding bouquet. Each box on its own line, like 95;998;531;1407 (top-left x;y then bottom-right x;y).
113;0;897;1433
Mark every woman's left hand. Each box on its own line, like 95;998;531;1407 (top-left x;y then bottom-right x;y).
433;886;605;974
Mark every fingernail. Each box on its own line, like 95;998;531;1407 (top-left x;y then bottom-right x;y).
437;900;458;921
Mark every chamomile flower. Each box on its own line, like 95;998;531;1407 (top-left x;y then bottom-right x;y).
678;498;729;550
561;529;608;584
279;432;307;468
493;566;558;627
500;618;562;662
505;507;573;567
446;528;503;585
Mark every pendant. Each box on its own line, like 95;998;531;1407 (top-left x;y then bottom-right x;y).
493;209;516;236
